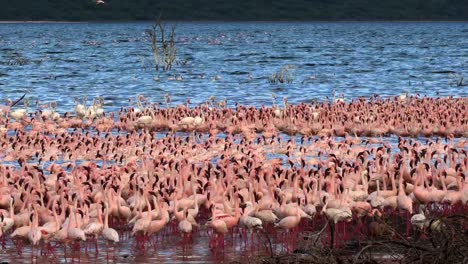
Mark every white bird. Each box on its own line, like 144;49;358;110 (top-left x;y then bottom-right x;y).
253;208;278;224
321;195;352;224
179;116;195;126
240;214;263;231
41;108;53;119
194;114;204;126
398;92;408;102
74;97;87;119
10;108;27;121
410;205;426;230
273;107;282;118
334;93;345;103
311;111;319;121
136;115;153;128
93;98;105;117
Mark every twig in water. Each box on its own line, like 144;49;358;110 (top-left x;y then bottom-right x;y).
261;228;274;258
313;221;329;246
10;93;26;107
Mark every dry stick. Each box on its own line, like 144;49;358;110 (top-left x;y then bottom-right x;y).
380;241;403;262
383;239;432;252
157;16;167;70
10;93;26;107
261;228;274;258
352;207;429;260
313;221;329;246
167;24;176;70
446;214;468;220
354;241;404;263
378;214;434;251
372;210;411;244
150;24;159;71
354;242;382;262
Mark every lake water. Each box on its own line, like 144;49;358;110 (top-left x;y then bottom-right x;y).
0;22;467;263
0;22;467;112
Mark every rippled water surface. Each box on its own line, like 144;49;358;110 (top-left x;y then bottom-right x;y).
0;22;467;263
0;22;467;111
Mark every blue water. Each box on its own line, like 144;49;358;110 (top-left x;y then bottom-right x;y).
0;22;467;263
0;22;467;112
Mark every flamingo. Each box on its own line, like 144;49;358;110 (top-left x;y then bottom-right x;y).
410;204;426;230
397;165;413;213
74;97;87;119
0;94;466;259
274;204;301;230
67;208;86;242
83;203;104;237
11;214;32;239
102;205;119;243
207;205;229;250
27;209;41;245
145;200;168;244
321;194;352;248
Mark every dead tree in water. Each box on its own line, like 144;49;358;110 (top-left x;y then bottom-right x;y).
147;15;176;71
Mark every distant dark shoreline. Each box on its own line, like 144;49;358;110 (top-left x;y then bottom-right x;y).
2;0;466;22
1;20;467;24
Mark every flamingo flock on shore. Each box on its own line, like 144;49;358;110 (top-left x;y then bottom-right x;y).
0;94;466;258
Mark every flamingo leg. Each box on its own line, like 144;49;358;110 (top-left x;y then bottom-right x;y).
106;241;110;262
1;235;6;249
95;236;99;256
31;244;34;263
63;242;67;261
342;221;347;246
250;231;254;250
329;221;335;249
406;211;411;238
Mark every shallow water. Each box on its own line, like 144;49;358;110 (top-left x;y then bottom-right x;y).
0;221;286;263
0;22;467;113
0;22;467;263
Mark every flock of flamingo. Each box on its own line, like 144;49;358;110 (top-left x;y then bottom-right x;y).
0;94;466;261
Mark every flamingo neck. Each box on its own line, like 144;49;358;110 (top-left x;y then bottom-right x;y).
104;207;109;228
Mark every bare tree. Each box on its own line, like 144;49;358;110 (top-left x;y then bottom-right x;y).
147;14;177;71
